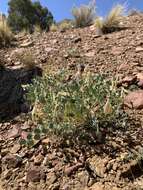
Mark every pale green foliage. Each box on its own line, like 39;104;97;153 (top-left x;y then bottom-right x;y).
25;70;122;143
0;15;14;47
95;4;125;34
72;1;96;27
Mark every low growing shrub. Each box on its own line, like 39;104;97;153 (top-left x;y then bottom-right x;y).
23;70;124;146
95;4;125;34
72;1;96;27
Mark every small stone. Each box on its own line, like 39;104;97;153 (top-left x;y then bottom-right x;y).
3;154;22;169
42;138;51;145
85;51;95;57
2;169;13;180
8;126;20;139
26;167;42;182
88;182;104;190
20;41;33;48
64;163;83;176
87;156;108;178
34;154;44;165
112;163;118;171
77;171;89;186
10;143;21;154
138;80;143;88
72;37;81;43
111;47;124;55
135;46;143;52
46;172;57;186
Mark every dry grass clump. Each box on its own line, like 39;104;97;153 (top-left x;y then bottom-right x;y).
17;50;36;69
50;23;58;32
34;24;42;34
50;20;73;32
58;20;73;32
95;4;125;34
72;1;96;28
0;15;14;47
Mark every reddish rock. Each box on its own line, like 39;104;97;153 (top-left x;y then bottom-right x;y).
7;125;20;139
64;163;83;176
118;75;137;86
26;167;45;182
138;79;143;88
124;90;143;109
3;154;22;169
136;73;143;87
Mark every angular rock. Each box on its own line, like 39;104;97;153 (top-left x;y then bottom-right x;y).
136;73;143;87
135;46;143;52
86;182;104;190
87;155;108;178
34;154;44;165
10;144;21;154
7;125;20;139
77;171;89;186
124;90;143;109
26;167;45;182
3;154;22;169
20;41;33;48
46;172;57;186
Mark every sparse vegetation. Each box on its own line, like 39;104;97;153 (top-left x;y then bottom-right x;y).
34;24;42;34
0;15;14;47
72;1;96;27
50;23;59;32
17;50;36;69
95;4;125;34
24;70;124;145
58;19;73;31
50;20;73;32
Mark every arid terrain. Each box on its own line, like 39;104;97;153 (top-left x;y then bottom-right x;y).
1;12;143;190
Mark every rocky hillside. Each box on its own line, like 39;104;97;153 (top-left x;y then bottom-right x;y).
1;12;143;190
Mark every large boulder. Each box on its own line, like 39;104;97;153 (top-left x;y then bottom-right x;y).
0;66;24;120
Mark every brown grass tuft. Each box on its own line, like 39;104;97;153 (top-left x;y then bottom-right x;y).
0;15;14;47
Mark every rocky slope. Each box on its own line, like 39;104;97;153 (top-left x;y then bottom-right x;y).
0;12;143;190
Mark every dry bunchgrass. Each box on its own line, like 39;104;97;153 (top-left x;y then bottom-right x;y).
58;20;73;31
17;50;36;69
0;16;13;47
95;4;125;34
34;24;42;34
50;23;58;32
72;1;96;28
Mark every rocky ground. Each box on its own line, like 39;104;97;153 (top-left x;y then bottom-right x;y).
1;12;143;190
